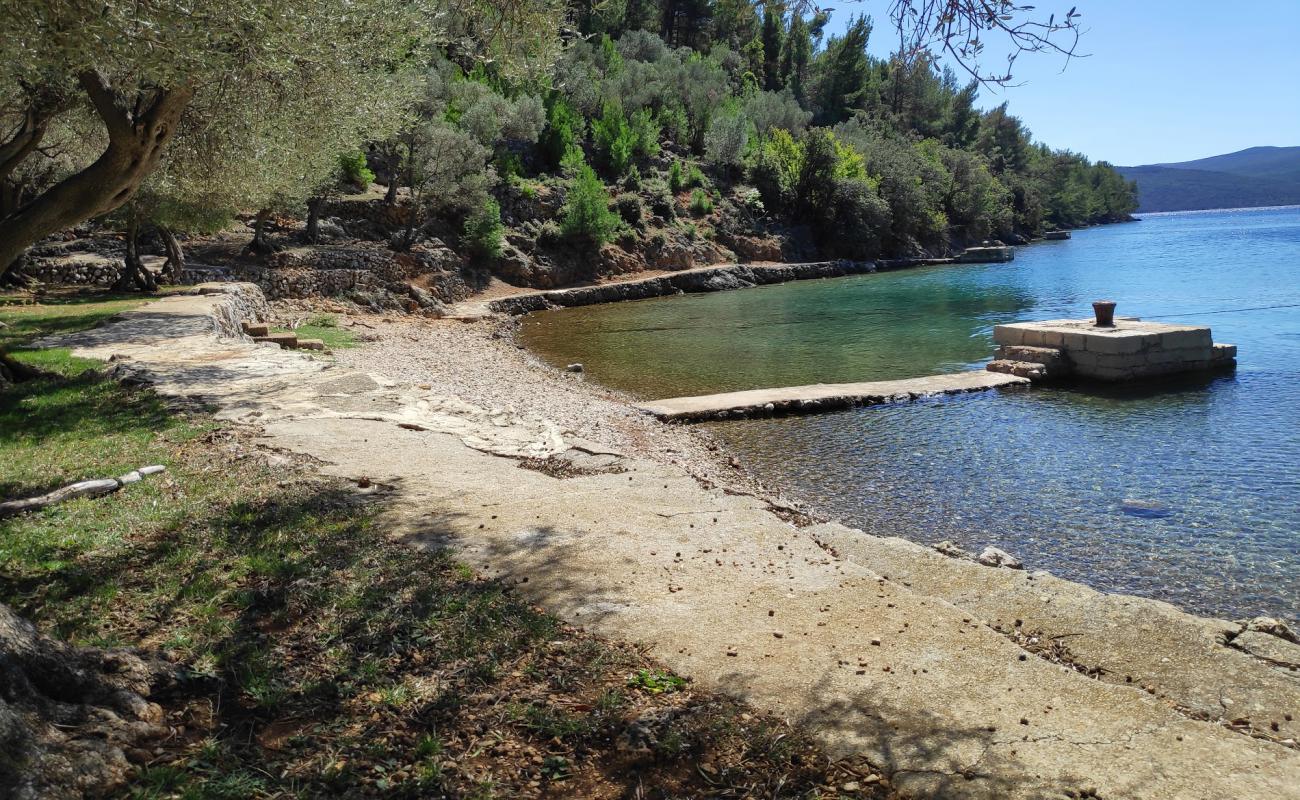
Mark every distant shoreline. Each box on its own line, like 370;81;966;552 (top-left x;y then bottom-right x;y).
1138;203;1300;217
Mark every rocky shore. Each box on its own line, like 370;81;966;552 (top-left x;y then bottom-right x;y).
44;285;1300;799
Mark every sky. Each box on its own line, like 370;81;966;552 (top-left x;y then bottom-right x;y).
824;0;1300;165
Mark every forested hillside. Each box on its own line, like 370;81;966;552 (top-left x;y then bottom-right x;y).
1;0;1137;291
1117;147;1300;212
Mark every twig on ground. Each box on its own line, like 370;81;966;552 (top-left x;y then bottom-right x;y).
0;465;166;518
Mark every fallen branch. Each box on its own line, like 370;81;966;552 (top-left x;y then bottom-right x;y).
0;465;165;518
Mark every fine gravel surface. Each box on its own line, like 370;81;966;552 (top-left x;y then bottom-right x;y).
327;311;787;501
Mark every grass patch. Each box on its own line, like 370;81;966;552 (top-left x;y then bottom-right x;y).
273;313;358;350
2;311;893;798
1;290;154;375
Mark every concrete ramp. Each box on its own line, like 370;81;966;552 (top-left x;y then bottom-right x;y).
636;370;1030;421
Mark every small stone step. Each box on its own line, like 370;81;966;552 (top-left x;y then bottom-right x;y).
986;359;1048;380
252;333;297;349
295;338;326;351
242;322;270;337
995;344;1064;364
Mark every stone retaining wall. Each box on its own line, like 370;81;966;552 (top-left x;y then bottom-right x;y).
20;258;123;286
192;283;271;338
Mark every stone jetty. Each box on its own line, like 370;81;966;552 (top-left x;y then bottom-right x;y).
956;245;1014;263
988;316;1236;382
636;371;1029;421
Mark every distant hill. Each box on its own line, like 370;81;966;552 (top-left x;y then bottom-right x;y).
1116;146;1300;212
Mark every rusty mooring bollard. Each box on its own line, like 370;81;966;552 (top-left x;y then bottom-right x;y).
1092;300;1117;327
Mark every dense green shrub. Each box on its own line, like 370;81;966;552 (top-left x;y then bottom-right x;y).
704;101;751;172
622;166;642;191
463;198;505;262
338;151;375;190
540;96;585;170
592;101;636;176
824;178;890;258
657;105;691;148
629;109;660;161
560;162;619;246
668;161;685;193
685;164;707;188
613;193;644;227
536;220;563;247
645;180;676;219
689;188;713;216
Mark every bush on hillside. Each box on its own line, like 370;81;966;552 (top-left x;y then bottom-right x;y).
339;151;375;190
613;194;644;227
689;188;713;216
463;198;505;262
560;162;619;247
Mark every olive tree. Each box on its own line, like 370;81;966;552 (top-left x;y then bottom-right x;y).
0;0;567;281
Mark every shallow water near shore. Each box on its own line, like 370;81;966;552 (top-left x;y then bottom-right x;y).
521;207;1300;623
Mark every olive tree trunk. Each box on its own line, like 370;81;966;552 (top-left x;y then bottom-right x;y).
112;216;158;292
245;208;280;255
0;72;193;282
158;226;184;284
0;602;171;799
303;196;325;244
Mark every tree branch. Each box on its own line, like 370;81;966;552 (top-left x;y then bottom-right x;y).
77;70;133;141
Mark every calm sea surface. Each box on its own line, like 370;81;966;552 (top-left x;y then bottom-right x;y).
521;207;1300;623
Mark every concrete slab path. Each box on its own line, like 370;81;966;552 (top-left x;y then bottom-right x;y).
635;371;1030;421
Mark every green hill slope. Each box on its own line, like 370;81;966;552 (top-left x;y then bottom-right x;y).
1117;146;1300;212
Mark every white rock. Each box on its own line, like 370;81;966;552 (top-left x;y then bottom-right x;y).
977;546;1024;569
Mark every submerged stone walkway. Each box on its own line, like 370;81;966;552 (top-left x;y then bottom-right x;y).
636;371;1029;421
43;284;1300;800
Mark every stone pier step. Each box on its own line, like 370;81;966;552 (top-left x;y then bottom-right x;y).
996;344;1065;364
253;333;297;349
986;359;1051;380
635;370;1030;422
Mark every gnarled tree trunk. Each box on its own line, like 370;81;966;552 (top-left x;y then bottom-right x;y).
0;350;43;385
0;603;172;799
0;72;193;283
111;216;158;293
158;226;184;284
303;196;325;244
245;208;280;255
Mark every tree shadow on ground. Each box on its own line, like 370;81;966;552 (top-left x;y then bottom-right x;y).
0;371;177;499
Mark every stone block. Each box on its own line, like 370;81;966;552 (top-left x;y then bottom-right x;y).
992;325;1026;347
296;338;326;351
1087;333;1150;355
997;345;1065;365
1067;351;1100;369
1161;328;1213;350
253;333;297;349
1145;347;1210;365
1060;330;1090;350
1088;364;1135;381
242;322;270;337
1212;343;1237;361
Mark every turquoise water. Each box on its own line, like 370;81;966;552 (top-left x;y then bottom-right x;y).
522;207;1300;623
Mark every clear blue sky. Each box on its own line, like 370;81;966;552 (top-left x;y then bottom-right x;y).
826;0;1300;165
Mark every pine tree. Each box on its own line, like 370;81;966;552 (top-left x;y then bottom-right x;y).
760;1;786;91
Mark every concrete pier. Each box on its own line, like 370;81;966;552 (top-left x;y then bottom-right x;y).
989;317;1236;382
957;245;1014;263
635;371;1029;421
